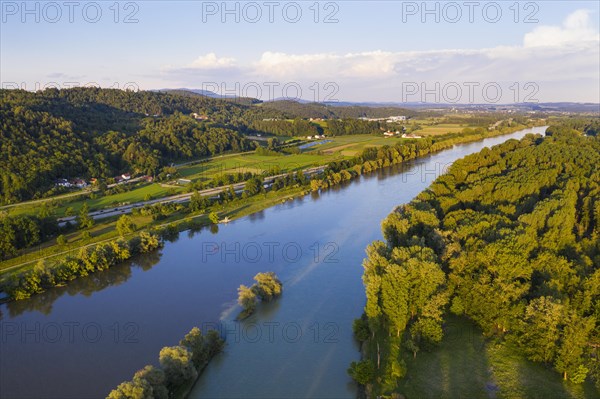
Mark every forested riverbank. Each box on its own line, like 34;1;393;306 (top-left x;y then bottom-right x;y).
354;125;600;397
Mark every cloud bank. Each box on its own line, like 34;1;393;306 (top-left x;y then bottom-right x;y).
163;10;600;103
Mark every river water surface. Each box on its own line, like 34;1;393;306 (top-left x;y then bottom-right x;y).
0;127;546;399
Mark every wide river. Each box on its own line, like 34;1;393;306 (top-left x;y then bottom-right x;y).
0;126;547;399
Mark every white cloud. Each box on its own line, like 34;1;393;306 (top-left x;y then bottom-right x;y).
163;10;599;102
188;53;237;69
523;9;599;48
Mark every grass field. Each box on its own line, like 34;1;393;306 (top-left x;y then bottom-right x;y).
4;183;185;219
177;153;336;183
395;316;599;399
303;135;407;156
415;123;468;135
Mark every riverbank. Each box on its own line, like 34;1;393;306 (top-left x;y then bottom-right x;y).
356;127;600;398
0;122;543;301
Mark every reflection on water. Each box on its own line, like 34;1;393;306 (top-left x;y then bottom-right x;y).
4;252;162;319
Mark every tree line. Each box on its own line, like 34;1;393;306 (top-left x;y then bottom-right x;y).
3;231;163;300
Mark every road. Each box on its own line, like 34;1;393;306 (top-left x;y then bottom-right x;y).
0;176;147;210
57;166;326;225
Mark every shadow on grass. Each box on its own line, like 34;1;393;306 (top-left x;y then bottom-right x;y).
396;316;599;399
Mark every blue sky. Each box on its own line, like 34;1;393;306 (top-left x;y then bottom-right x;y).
1;1;599;103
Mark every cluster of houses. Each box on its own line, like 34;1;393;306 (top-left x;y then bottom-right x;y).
56;173;154;190
306;134;326;140
114;173;132;184
383;131;423;139
360;115;408;123
55;178;88;188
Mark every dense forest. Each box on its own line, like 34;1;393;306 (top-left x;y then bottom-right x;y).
0;88;281;204
354;127;600;395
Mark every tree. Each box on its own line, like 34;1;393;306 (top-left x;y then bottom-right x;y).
516;297;563;364
347;360;375;385
159;346;198;388
209;212;220;224
190;192;209;212
116;215;136;236
106;377;153;399
252;272;282;301
244;176;263;197
267;137;280;150
179;327;207;367
204;330;225;358
237;284;257;316
137;232;161;252
56;234;67;246
380;264;409;337
133;365;168;399
353;317;370;342
555;314;594;382
77;202;94;229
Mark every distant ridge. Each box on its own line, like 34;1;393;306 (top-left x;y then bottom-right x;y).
155;88;600;117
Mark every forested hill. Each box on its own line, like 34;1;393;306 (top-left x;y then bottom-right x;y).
0;88;289;204
358;128;600;394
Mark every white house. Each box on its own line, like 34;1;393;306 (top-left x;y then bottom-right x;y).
56;178;71;188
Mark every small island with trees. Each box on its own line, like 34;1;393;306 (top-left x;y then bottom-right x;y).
237;272;283;319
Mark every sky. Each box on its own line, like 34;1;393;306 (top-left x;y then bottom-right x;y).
1;0;599;103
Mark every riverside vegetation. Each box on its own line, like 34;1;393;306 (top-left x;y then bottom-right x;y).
351;124;600;397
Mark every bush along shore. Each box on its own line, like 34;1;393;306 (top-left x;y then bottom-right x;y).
107;326;225;399
0;123;538;302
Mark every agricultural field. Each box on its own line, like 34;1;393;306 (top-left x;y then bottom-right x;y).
415;122;469;135
177;152;340;183
305;135;406;156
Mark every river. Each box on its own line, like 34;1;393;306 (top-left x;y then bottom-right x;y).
0;126;547;399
